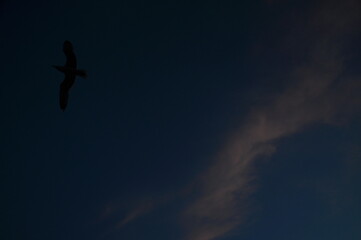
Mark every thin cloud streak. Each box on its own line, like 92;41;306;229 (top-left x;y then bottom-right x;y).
114;198;157;228
98;192;179;235
183;1;361;239
96;196;163;239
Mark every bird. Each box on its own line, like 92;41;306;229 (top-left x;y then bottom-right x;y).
53;40;87;111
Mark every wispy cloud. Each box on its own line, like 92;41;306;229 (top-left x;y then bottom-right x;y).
114;197;158;228
183;1;361;239
98;196;158;227
97;192;178;237
96;195;163;239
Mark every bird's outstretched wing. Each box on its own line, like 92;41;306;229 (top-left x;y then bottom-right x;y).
59;84;69;111
63;40;77;68
59;74;76;111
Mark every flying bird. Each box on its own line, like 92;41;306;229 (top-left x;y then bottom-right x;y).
53;40;87;111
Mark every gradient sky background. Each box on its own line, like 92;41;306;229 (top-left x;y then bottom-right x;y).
1;0;361;239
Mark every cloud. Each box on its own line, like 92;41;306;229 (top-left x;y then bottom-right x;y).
114;197;157;228
96;196;162;239
97;191;178;237
98;195;159;227
183;1;361;239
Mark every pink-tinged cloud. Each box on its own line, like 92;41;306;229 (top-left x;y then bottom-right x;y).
96;196;162;239
183;1;361;239
98;192;177;235
114;198;156;228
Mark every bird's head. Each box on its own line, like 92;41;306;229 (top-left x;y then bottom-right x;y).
63;40;73;50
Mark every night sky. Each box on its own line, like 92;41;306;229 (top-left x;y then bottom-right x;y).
1;0;361;240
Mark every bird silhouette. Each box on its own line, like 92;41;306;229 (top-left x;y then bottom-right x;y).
53;40;87;111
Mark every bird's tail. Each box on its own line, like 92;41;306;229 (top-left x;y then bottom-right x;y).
76;69;87;78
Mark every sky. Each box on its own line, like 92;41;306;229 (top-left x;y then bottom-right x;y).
1;0;361;240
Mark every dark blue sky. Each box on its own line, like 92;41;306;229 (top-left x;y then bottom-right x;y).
1;0;361;240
